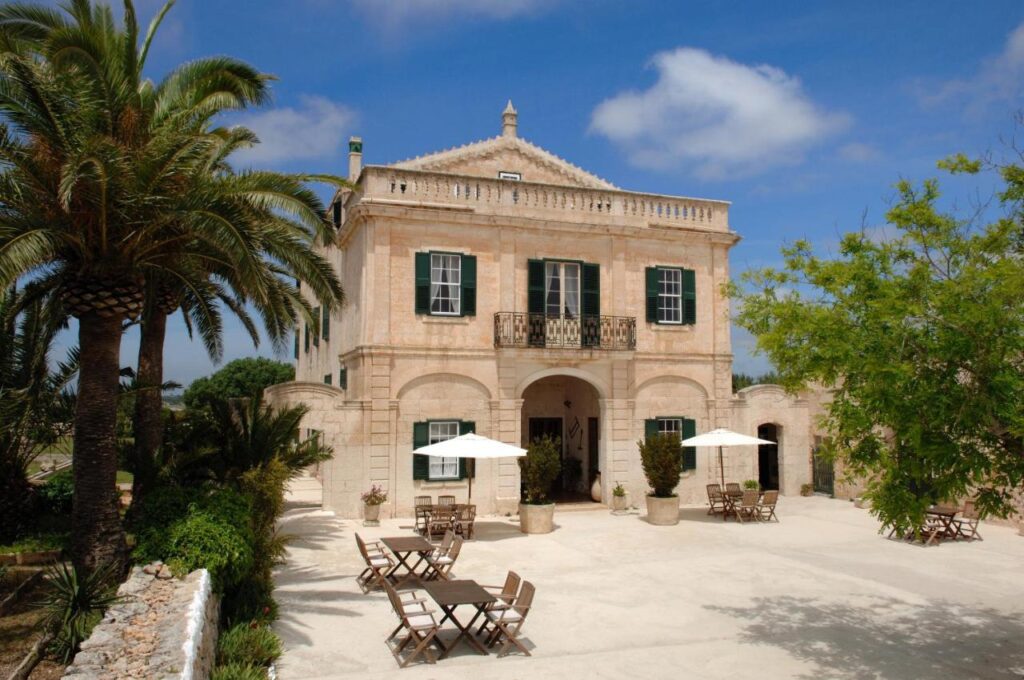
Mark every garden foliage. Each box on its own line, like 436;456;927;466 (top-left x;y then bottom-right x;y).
639;433;683;498
519;435;561;504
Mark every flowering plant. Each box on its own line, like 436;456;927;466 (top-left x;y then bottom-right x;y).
361;485;387;505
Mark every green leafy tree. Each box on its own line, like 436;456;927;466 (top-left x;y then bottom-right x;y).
639;433;683;498
183;358;295;411
732;153;1024;535
0;0;338;573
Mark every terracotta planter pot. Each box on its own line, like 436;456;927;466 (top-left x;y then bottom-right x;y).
611;495;627;512
645;495;680;526
519;503;555;534
364;503;381;522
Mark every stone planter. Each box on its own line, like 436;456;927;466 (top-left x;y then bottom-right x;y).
611;494;627;512
363;503;381;524
645;495;680;526
519;503;555;534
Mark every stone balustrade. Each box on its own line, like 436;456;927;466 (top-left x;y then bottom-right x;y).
348;167;731;232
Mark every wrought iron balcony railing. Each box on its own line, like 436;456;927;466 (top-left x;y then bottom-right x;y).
494;312;636;350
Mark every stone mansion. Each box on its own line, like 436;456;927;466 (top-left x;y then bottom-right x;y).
265;103;820;518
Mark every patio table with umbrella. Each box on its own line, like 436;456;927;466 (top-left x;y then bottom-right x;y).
412;432;527;502
680;428;775;489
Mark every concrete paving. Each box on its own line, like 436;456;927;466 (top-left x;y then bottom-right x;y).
274;480;1024;680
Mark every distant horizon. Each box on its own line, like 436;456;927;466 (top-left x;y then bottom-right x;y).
39;0;1022;386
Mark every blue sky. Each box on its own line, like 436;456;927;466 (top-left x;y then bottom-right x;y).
55;0;1024;385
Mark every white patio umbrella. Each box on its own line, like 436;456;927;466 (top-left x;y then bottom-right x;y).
680;428;775;489
413;432;527;501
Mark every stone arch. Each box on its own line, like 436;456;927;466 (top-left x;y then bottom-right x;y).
633;374;710;400
396;372;492;401
515;367;609;400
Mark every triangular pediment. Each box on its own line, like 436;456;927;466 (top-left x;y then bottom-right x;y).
390;135;618;190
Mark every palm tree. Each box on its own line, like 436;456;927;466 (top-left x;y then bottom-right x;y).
0;0;340;573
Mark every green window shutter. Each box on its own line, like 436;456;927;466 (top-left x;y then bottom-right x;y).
312;307;320;347
527;259;545;315
323;373;332;386
293;330;299;359
458;421;475;479
461;255;476;316
322;306;330;341
582;263;600;316
682;417;697;470
413;422;429;480
682;269;696;325
644;419;658;440
415;252;431;314
339;367;347;390
304;323;310;352
645;267;659;322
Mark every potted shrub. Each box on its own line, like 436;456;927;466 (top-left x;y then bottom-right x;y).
639;433;683;525
611;482;627;512
742;479;760;492
518;435;561;534
361;484;387;524
800;483;814;497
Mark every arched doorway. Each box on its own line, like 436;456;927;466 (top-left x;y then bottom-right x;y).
521;375;601;502
757;423;780;491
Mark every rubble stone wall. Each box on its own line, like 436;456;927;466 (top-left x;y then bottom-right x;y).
63;562;219;680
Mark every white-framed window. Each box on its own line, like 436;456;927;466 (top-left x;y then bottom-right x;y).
428;421;460;480
545;261;580;318
430;253;461;315
658;267;682;324
658;418;683;440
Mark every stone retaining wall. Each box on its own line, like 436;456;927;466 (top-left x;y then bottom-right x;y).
63;562;219;680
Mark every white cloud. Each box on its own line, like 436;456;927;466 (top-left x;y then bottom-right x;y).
920;21;1024;110
348;0;546;28
232;96;356;166
590;48;850;179
838;142;880;163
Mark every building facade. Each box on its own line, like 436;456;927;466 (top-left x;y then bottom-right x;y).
266;103;812;518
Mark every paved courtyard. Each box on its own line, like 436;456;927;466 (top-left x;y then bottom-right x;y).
274;480;1024;680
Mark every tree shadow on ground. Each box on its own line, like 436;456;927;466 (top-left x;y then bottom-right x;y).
708;595;1024;679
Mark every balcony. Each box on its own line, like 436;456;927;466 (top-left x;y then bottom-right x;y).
494;312;636;351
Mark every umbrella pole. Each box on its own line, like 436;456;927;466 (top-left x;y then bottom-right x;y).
719;445;725;488
468;458;474;502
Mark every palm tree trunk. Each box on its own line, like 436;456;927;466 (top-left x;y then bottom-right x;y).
131;309;167;505
71;312;127;575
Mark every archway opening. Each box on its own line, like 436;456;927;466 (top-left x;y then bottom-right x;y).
757;423;780;491
521;375;601;503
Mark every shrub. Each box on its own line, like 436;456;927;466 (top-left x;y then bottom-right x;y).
217;623;282;666
743;479;760;491
360;484;387;506
37;468;74;515
612;482;626;497
519;435;561;504
639;433;682;498
163;511;254;591
210;663;267;680
40;563;121;662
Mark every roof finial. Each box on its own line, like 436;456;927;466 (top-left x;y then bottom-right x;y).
502;100;518;138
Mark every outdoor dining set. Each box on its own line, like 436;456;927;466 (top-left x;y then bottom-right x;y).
887;500;983;546
706;483;780;522
355;504;535;667
414;495;477;540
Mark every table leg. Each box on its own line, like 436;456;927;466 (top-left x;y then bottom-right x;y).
437;605;490;658
387;551;424;589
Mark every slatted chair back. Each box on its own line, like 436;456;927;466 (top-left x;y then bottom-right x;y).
726;482;742;497
499;571;521;602
434;530;455;557
761;490;778;506
707;483;723;497
962;500;980;520
355;533;371;561
437;495;456;506
427;534;463;581
414;495;432;507
414;505;431;534
741;490;759;508
427;507;456;541
454;504;476;538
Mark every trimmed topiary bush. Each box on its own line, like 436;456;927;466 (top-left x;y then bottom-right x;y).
519;435;561;504
639;433;683;498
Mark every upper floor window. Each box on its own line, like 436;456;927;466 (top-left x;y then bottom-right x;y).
646;266;696;325
658;268;682;324
415;251;477;317
431;253;462;315
545;261;580;318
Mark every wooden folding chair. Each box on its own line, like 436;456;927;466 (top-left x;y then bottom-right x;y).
355;533;394;593
478;571;521;634
423;535;462;581
757;490;779;522
952;500;983;540
453;504;476;539
427;505;456;541
734;490;760;523
484;580;535;657
725;482;742;499
437;495;456;506
706;484;726;515
383;580;442;667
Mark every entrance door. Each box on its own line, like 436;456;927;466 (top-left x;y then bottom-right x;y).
757;423;780;491
587;417;599;486
812;437;834;496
